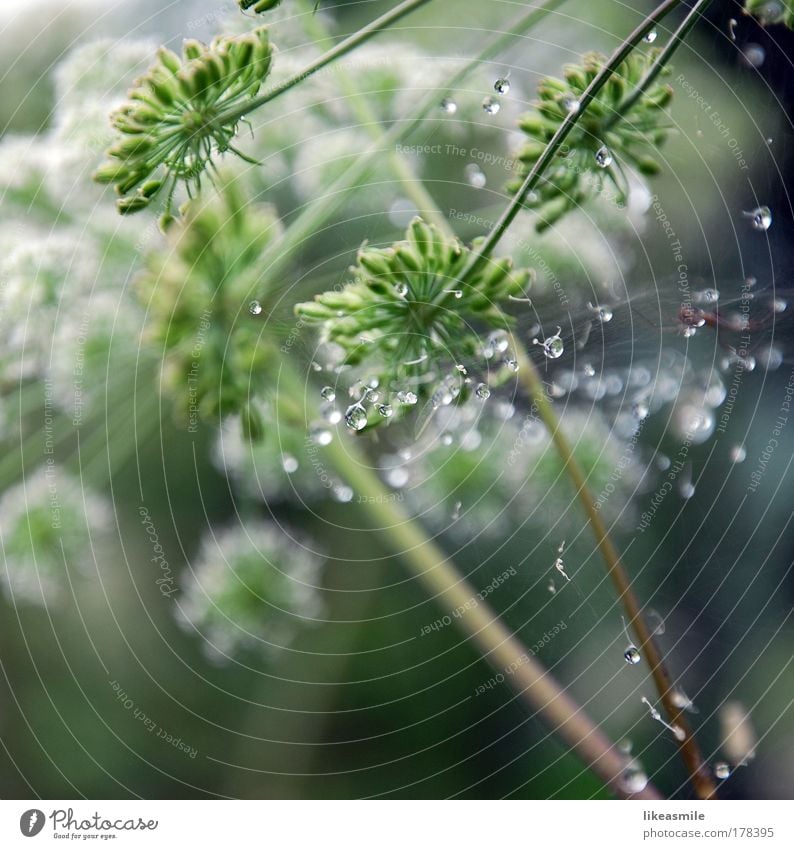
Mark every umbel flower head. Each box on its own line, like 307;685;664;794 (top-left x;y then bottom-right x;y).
137;177;282;438
295;217;530;388
511;50;673;231
744;0;794;28
94;28;273;215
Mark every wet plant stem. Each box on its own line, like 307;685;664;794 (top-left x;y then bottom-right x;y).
215;0;435;127
458;0;683;285
512;341;717;799
299;0;450;234
273;364;661;799
254;0;567;290
607;0;715;128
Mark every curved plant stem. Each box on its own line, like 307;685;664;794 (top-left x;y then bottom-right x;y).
607;0;715;127
253;0;566;290
458;0;683;286
512;342;717;799
215;0;435;127
434;0;718;799
297;0;451;234
273;365;660;799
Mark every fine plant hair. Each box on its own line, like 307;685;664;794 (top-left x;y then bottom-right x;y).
40;0;787;798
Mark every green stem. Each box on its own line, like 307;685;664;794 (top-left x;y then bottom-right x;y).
299;0;452;235
255;0;567;291
215;0;435;127
607;0;715;128
275;364;660;798
512;342;717;800
458;0;684;285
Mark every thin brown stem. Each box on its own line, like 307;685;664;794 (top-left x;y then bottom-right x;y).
512;341;718;799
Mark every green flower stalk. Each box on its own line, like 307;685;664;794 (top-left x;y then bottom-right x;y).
294;217;530;390
744;0;794;27
137;179;282;436
511;50;673;230
94;29;273;215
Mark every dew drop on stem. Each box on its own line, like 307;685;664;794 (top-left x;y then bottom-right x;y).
321;386;335;402
644;28;658;43
494;77;510;95
440;97;457;115
475;382;490;400
248;300;263;316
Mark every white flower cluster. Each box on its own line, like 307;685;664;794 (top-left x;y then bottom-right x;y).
176;520;325;661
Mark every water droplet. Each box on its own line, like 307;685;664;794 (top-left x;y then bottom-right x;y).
310;360;323;372
714;761;731;780
494;77;510;95
475;382;491;400
621;761;648;794
388;197;417;227
728;18;737;41
670;688;698;713
644;28;657;43
281;454;298;473
377;403;393;418
321;386;336;402
772;297;788;313
741;43;765;68
487;329;510;355
595;145;613;168
729;444;747;464
385;467;409;488
504;356;519;372
757;344;783;371
679;481;696;499
395;281;409;298
451;500;462;519
744;205;772;231
482;96;500;115
344;403;368;431
310;425;333;446
249;300;263;316
464;163;487;188
693;288;720;304
646;609;665;635
332;483;354;503
624;646;641;665
397;390;418;405
534;326;564;359
440;97;457;115
561;96;580;114
444;288;464;299
589;301;613;322
583;363;596;378
321;402;342;425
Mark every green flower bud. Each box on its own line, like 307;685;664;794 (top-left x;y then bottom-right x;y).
513;50;675;230
95;28;275;215
295;217;530;392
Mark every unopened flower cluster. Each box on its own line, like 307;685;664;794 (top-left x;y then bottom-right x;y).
511;50;673;230
295;217;530;388
137;179;282;438
94;28;272;215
